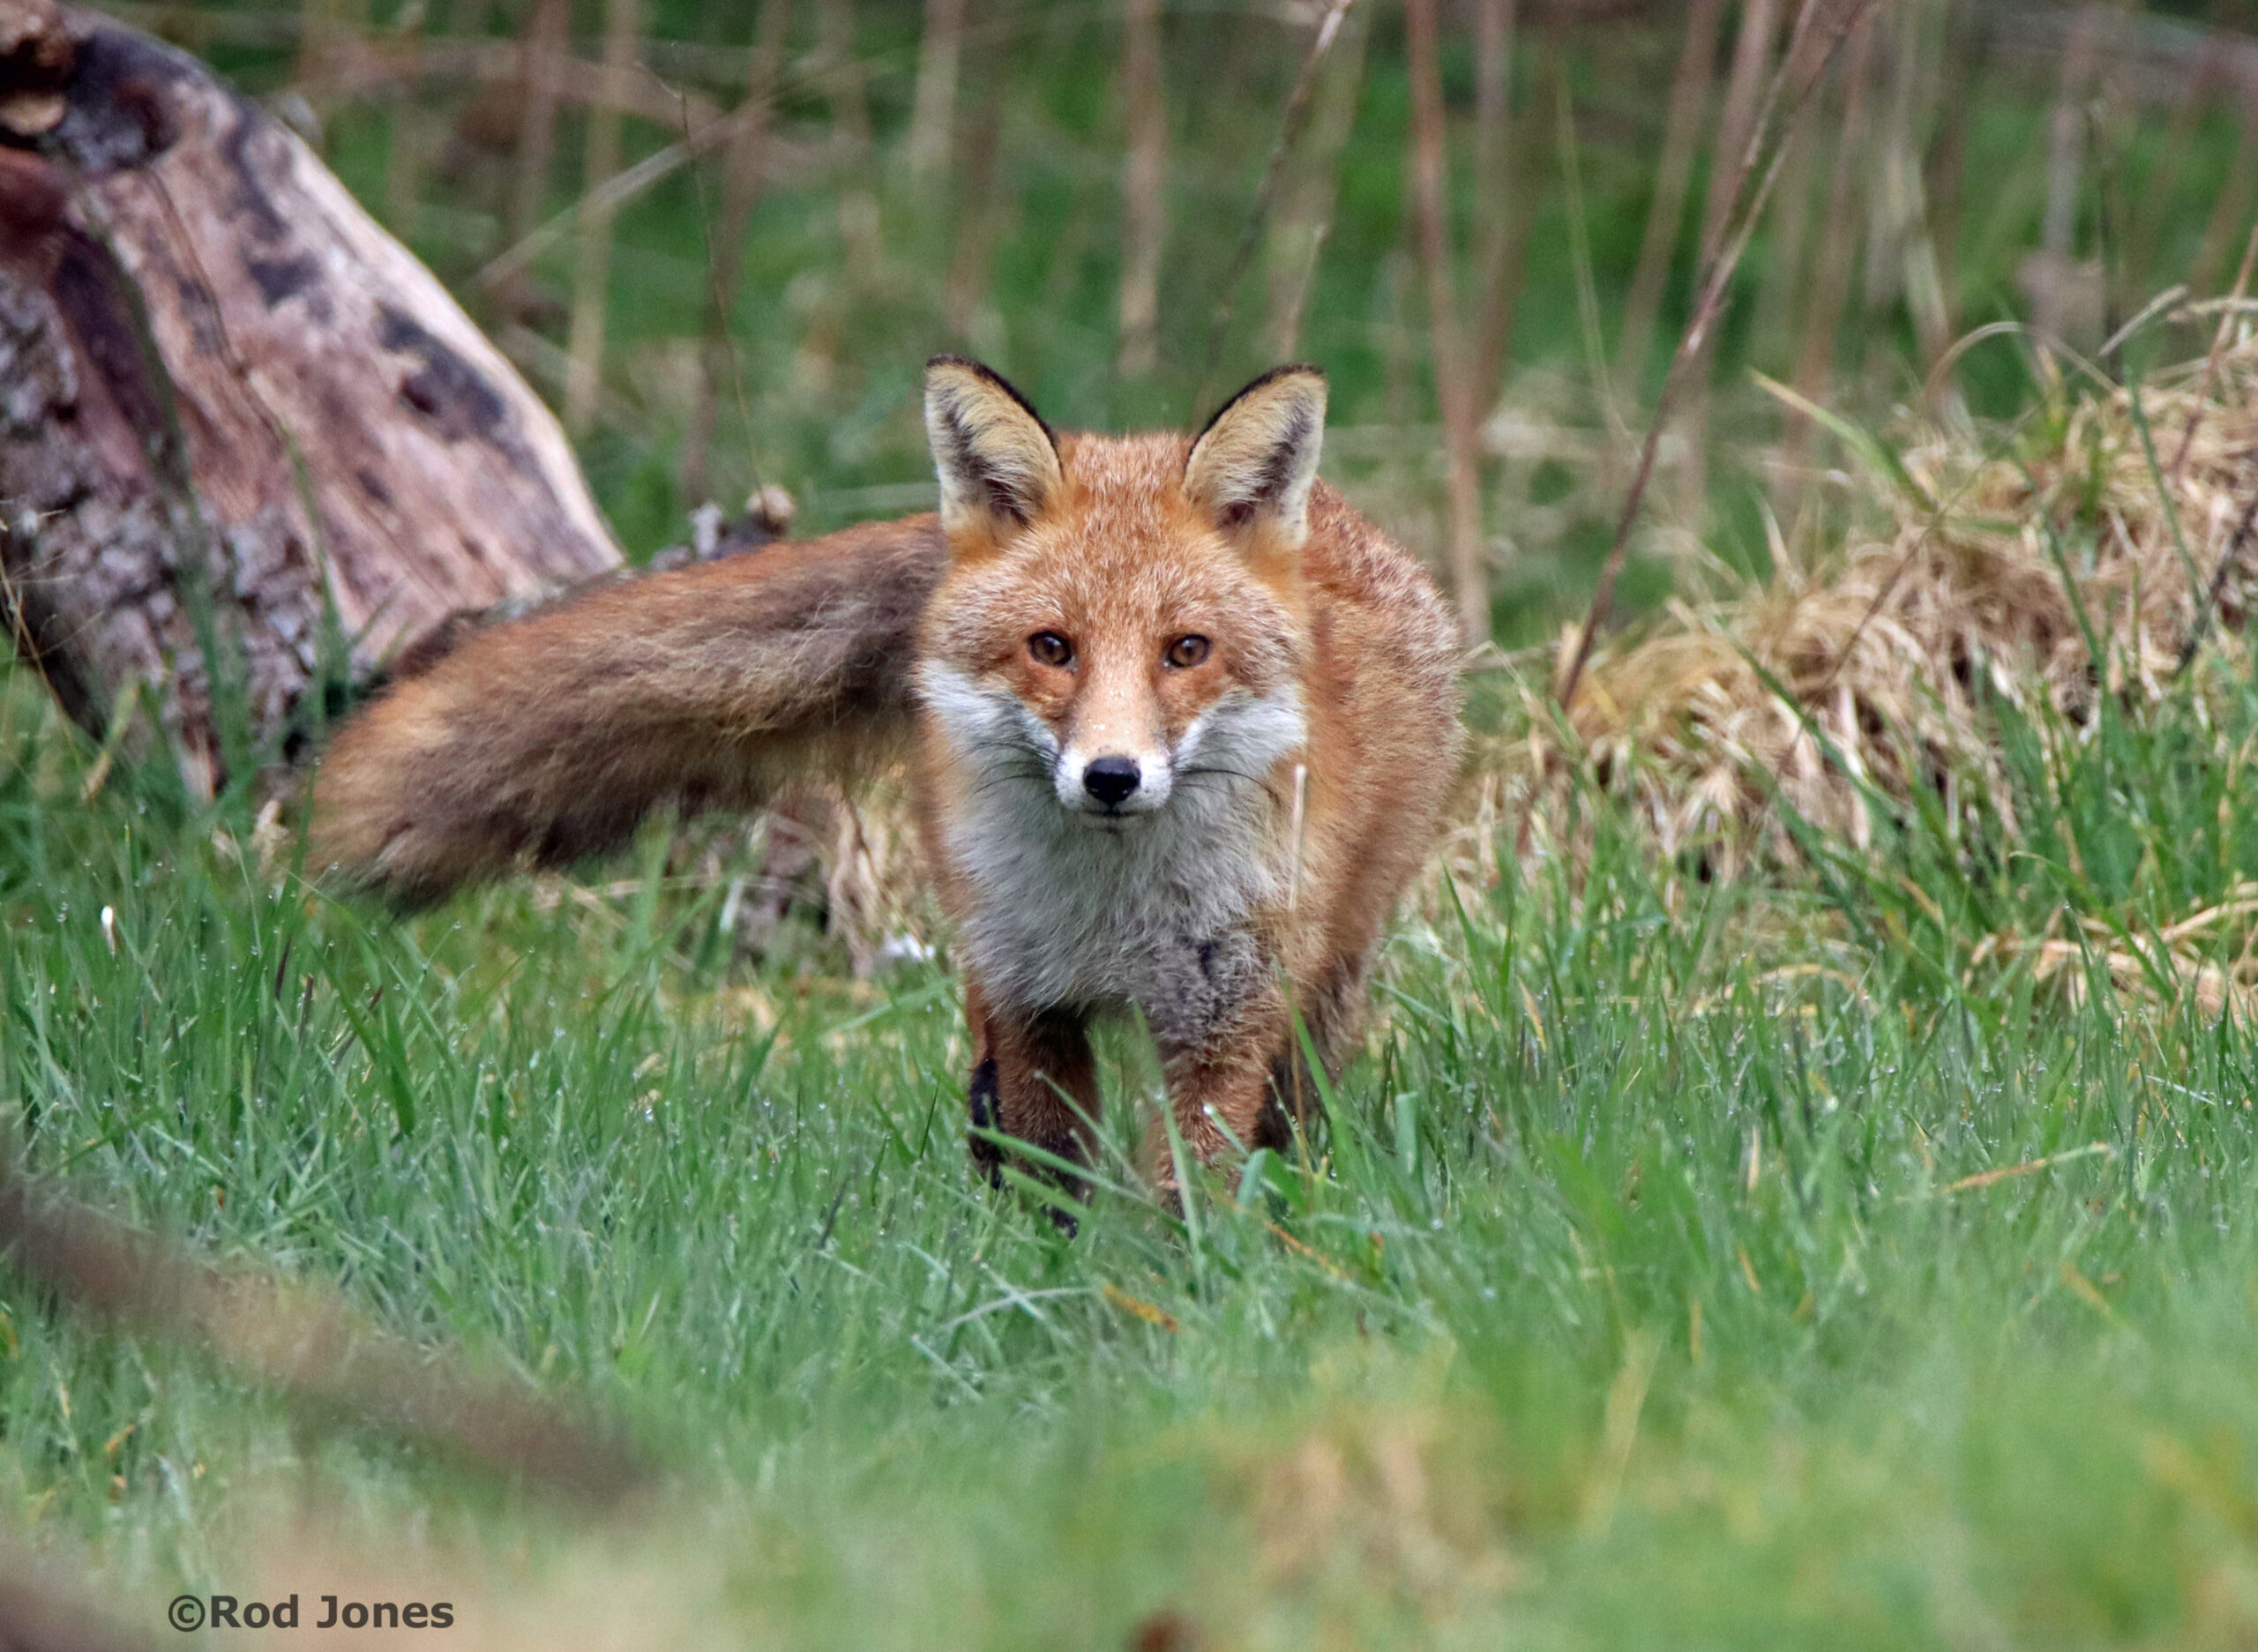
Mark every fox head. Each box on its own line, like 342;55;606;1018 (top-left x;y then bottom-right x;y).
915;356;1323;831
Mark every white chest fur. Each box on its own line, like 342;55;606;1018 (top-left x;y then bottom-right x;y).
918;663;1305;1035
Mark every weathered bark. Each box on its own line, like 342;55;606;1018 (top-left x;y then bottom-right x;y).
0;1;621;792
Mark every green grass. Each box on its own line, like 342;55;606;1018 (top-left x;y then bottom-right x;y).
5;625;2258;1648
13;9;2258;1641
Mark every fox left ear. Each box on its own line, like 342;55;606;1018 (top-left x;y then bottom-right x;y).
1185;365;1327;549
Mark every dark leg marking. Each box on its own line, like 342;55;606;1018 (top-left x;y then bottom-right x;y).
1255;1050;1302;1154
967;1056;1002;1188
967;1051;1079;1235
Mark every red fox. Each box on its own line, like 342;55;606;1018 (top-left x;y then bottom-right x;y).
313;358;1464;1198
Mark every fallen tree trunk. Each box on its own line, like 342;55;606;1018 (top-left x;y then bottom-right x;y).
0;0;622;793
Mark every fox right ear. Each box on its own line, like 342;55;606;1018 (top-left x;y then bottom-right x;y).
924;355;1063;539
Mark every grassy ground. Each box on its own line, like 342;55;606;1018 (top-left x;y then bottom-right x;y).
9;7;2258;1646
5;613;2258;1646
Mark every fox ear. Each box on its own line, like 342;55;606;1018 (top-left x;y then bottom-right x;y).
924;355;1063;538
1184;365;1327;548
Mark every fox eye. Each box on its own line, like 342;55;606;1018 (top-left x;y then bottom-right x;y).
1028;632;1074;669
1164;634;1211;669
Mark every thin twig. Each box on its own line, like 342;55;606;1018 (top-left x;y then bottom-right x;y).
1406;0;1487;644
476;43;876;296
1194;0;1358;404
0;1552;151;1652
1556;0;1878;714
0;1140;654;1506
682;0;789;503
1618;0;1724;400
2170;218;2258;481
2174;478;2258;679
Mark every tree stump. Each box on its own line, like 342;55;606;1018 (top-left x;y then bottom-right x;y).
0;0;622;794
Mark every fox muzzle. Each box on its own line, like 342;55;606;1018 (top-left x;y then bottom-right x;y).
1055;745;1173;818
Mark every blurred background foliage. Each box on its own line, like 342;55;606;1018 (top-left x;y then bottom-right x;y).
115;0;2258;647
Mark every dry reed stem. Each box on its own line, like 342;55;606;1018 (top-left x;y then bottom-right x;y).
906;0;968;179
1557;0;1879;715
1679;0;1781;516
1405;0;1488;645
945;83;1006;342
564;0;639;438
2033;4;2101;347
1617;0;1724;403
683;0;792;504
2170;217;2258;480
819;0;871;162
1790;9;1875;453
1117;0;1167;378
1262;6;1370;363
1196;0;1361;399
1873;0;1954;378
1701;0;1780;269
1470;0;1522;402
1751;71;1818;376
507;0;569;256
1938;1142;2114;1197
1924;4;1972;308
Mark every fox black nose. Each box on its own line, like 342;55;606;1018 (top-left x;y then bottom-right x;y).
1083;757;1141;806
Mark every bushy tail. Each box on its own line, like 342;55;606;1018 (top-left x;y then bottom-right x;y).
311;515;946;907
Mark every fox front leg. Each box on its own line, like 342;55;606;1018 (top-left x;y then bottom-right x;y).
1153;981;1300;1187
963;981;1101;1204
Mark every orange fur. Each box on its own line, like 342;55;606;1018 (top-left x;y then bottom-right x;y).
310;358;1463;1205
311;517;943;908
913;362;1462;1191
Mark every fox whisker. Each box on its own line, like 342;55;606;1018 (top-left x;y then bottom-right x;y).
1175;765;1267;787
964;771;1050;803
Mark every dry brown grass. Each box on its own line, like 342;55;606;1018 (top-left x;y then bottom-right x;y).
1472;318;2258;881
